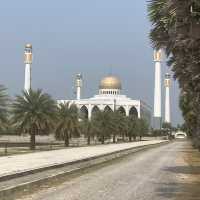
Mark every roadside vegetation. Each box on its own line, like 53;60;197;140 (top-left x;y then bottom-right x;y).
147;0;200;148
0;88;150;150
0;85;9;133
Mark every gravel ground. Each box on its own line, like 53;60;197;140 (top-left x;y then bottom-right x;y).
18;141;195;200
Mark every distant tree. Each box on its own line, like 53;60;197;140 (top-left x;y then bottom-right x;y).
55;103;79;147
80;118;95;145
11;90;56;150
162;122;174;139
179;123;187;133
162;122;172;129
137;119;149;140
152;129;163;137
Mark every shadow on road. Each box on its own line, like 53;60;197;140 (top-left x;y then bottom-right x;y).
156;141;200;199
164;166;200;175
156;182;200;199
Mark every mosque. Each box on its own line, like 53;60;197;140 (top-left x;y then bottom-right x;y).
58;74;152;125
24;44;161;128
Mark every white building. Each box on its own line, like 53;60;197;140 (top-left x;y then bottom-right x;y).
58;75;152;125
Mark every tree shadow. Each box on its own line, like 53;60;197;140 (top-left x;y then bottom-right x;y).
155;182;180;199
155;164;200;199
156;182;200;199
164;166;200;175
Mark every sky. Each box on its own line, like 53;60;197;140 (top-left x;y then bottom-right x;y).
0;0;183;126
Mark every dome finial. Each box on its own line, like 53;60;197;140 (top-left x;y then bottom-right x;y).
108;65;113;76
25;43;32;49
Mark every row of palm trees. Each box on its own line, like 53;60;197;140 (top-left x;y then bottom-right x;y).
80;110;149;145
148;0;200;147
0;86;149;150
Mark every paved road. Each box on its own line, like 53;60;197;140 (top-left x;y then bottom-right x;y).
20;141;189;200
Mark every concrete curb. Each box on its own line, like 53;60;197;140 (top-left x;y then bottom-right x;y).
0;141;169;200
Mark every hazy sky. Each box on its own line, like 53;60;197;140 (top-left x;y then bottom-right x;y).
0;0;183;125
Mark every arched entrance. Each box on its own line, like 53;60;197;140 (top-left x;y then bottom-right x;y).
118;106;126;115
129;106;138;118
104;105;113;113
80;105;88;119
91;106;100;117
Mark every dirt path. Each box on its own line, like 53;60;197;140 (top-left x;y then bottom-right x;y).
174;140;200;200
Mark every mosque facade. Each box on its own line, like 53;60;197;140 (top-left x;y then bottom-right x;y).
58;75;152;125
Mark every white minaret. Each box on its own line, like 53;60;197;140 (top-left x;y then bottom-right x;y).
153;49;162;129
76;74;83;100
164;73;171;123
24;44;33;92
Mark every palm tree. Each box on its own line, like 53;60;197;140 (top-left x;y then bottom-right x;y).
11;89;57;150
55;102;79;147
110;111;126;143
125;116;138;142
80;119;94;145
148;0;175;54
136;119;149;141
93;111;114;144
179;90;198;146
0;85;9;132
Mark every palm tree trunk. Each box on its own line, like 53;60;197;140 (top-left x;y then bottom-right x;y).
102;135;105;144
129;135;132;142
30;132;36;150
64;131;69;147
113;134;116;143
133;135;136;141
196;105;200;151
29;125;36;150
87;135;91;145
122;133;125;142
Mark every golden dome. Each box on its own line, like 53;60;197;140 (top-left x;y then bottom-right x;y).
25;43;32;48
99;76;122;90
